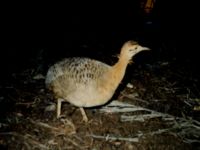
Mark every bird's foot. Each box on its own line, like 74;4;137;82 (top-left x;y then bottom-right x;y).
80;107;88;123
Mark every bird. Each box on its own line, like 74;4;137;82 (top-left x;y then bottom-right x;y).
45;40;150;122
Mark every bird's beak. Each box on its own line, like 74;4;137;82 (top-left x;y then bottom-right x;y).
136;46;150;52
141;46;150;51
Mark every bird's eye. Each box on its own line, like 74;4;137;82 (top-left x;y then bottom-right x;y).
135;47;138;50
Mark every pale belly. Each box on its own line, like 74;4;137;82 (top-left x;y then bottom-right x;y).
64;85;114;107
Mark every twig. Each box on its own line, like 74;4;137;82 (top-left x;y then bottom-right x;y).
183;100;193;107
60;118;76;132
89;134;141;142
29;119;76;136
64;137;83;150
183;139;200;144
121;113;173;122
29;119;59;131
16;97;40;107
99;100;150;113
89;128;171;143
0;132;49;150
0;122;9;128
100;100;200;144
121;93;149;104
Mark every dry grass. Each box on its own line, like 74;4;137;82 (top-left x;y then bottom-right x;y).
0;58;200;149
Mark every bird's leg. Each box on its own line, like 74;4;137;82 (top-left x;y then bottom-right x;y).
79;107;88;122
57;98;63;118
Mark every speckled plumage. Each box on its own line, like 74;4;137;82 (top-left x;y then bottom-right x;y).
45;41;150;121
46;58;110;89
46;57;112;107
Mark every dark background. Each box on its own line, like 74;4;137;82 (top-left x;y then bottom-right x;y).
1;0;199;81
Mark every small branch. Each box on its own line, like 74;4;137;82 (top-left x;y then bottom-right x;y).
29;119;76;136
100;100;200;144
0;122;9;128
89;134;141;143
0;132;49;150
121;113;173;122
89;129;171;143
29;119;59;131
60;118;76;133
65;138;84;150
100;100;149;113
121;93;149;104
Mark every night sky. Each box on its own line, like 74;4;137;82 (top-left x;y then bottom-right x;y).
1;1;199;81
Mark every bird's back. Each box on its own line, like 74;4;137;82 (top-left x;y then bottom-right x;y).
45;57;110;86
45;57;112;107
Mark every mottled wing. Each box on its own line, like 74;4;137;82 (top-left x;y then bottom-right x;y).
45;57;110;88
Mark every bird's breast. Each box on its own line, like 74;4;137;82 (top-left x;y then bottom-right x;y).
64;83;114;107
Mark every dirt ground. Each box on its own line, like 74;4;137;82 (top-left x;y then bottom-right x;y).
0;50;200;150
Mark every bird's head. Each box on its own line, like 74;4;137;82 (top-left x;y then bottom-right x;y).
120;40;150;61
